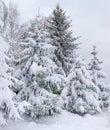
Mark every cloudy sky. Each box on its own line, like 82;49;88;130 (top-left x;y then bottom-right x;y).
5;0;110;82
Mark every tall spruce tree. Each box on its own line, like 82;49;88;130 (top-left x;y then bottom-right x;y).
47;4;78;75
88;46;110;109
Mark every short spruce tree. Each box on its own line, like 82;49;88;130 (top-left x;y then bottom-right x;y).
88;46;110;109
6;15;65;119
61;45;102;115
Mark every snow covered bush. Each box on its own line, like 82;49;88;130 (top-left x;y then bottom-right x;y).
17;87;60;119
0;78;21;126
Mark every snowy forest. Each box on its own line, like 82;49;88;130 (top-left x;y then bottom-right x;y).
0;0;110;130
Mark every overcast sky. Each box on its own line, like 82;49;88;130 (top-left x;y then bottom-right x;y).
5;0;110;83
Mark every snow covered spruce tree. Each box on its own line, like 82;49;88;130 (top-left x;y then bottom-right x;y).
0;2;21;126
61;46;102;115
46;4;78;75
88;46;110;109
0;34;21;126
0;77;21;126
6;15;66;119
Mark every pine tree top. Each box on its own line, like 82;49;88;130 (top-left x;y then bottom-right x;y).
91;45;103;65
91;45;98;56
88;45;105;80
47;4;72;34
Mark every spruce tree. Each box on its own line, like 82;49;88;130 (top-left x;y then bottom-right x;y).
6;15;65;119
0;2;20;125
0;36;20;126
47;4;78;75
61;45;101;115
88;46;110;109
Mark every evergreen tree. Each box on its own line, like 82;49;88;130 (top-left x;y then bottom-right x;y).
6;15;65;119
88;46;110;109
0;2;19;124
46;4;78;75
61;48;101;115
0;36;20;126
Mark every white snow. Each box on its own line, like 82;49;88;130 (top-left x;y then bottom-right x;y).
1;110;110;130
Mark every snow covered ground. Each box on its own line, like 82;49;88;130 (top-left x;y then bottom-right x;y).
1;110;110;130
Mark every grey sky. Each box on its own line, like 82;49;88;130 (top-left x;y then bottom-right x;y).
5;0;110;82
